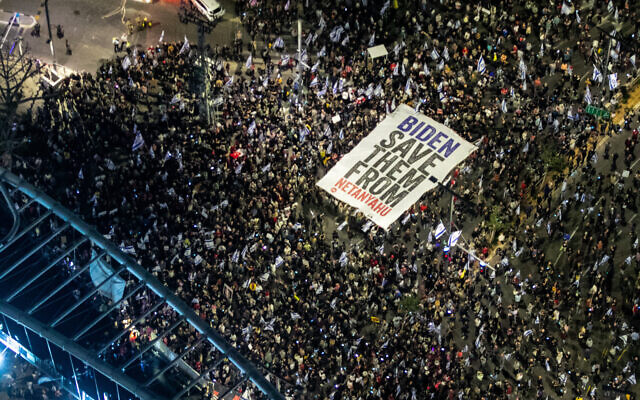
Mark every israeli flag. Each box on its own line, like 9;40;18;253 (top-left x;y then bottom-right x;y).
284;0;290;10
437;59;445;71
179;36;190;55
423;63;430;76
225;76;234;87
442;46;449;61
317;46;326;58
368;33;375;47
339;128;344;140
404;78;412;94
401;63;406;76
374;83;383;97
274;37;284;48
323;125;332;137
561;2;571;14
393;63;399;75
447;230;462;247
380;0;390;15
305;32;313;47
245;54;252;68
317;86;327;97
434;222;446;239
501;98;508;113
132;132;144;151
575;10;581;24
607;0;614;13
299;126;310;143
122;56;131;71
584;85;592;104
609;73;618;90
310;76;318;87
430;48;439;60
477;55;486;74
311;60;320;72
592;65;603;82
247;120;256;135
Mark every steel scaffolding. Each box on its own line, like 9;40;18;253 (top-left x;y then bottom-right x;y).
0;167;285;400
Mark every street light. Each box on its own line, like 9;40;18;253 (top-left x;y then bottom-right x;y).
44;0;55;60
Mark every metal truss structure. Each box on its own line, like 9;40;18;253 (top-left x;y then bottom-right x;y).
0;167;285;400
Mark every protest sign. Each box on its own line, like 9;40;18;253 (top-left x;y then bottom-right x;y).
317;104;476;229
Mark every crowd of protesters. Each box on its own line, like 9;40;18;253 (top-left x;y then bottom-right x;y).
4;0;640;398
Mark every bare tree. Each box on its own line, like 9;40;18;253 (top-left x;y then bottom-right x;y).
0;44;45;156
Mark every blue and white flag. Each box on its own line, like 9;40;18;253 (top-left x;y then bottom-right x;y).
431;48;439;60
434;221;446;239
305;32;313;47
477;55;486;74
284;0;290;10
404;78;412;94
245;54;252;68
437;59;445;71
592;65;602;82
442;46;449;61
447;230;462;247
122;56;131;71
339;128;344;140
299;126;310;143
274;37;285;49
329;26;344;43
607;0;614;13
501;98;508;113
225;76;234;87
401;63;406;76
368;33;376;47
310;76;319;87
380;0;390;15
179;36;190;55
132;132;144;151
332;79;339;94
561;2;571;15
575;10;581;24
247;120;256;135
317;46;326;58
311;60;320;72
609;73;618;90
323;125;332;137
317;86;327;97
423;63;430;76
584;85;592;104
374;83;383;97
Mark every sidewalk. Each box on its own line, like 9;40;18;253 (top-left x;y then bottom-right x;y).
0;10;36;28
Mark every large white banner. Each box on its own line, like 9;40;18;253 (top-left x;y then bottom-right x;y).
317;104;476;229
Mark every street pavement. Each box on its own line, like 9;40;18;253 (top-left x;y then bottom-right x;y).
0;0;245;72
